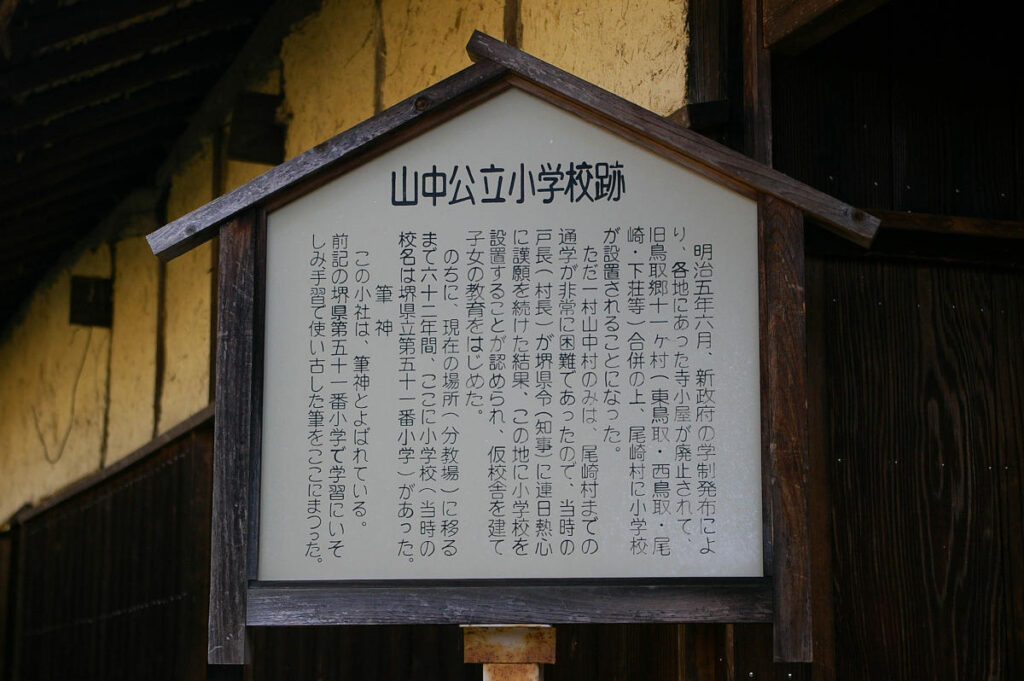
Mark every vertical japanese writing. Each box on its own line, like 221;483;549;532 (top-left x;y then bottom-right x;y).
285;224;734;571
306;235;326;563
327;233;349;559
693;243;717;555
351;248;372;545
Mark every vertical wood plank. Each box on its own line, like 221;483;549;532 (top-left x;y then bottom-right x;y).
687;0;731;106
742;0;772;164
803;254;836;679
182;427;215;680
550;624;598;681
209;210;258;667
5;520;25;681
729;623;810;680
759;196;812;662
825;259;1006;679
677;623;726;681
994;270;1024;679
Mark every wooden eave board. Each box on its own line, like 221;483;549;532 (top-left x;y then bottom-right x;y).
147;32;878;261
147;59;509;260
465;32;877;245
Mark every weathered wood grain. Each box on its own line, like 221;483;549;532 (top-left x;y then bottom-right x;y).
467;31;878;246
246;581;773;626
677;623;726;680
209;211;258;666
686;0;731;106
246;210;267;582
825;259;1007;679
759;196;813;661
742;0;772;165
875;211;1024;240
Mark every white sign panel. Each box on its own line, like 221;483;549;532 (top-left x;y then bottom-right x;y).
259;88;762;580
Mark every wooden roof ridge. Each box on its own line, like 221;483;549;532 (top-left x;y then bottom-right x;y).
148;31;878;261
147;59;508;260
466;31;877;245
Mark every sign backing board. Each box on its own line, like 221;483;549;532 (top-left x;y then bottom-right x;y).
259;88;762;581
147;31;882;664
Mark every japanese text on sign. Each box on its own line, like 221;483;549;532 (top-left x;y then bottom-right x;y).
260;88;762;581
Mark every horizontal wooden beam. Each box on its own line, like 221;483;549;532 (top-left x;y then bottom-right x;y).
0;77;207;157
0;116;180;186
763;0;890;54
805;221;1024;268
1;1;256;99
5;0;175;63
875;210;1024;239
7;31;240;130
247;581;774;626
0;145;160;214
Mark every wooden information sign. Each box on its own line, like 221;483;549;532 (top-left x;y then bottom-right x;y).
146;32;878;672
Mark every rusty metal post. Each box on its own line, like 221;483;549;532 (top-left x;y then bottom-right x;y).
463;625;555;681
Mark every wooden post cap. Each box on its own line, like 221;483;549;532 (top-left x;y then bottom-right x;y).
462;625;556;664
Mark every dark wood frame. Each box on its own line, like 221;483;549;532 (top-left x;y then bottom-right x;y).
147;32;879;668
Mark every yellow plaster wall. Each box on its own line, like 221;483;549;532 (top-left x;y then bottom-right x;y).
0;246;111;521
281;0;377;160
158;139;215;434
520;0;688;116
227;153;269;192
105;237;159;460
380;0;504;108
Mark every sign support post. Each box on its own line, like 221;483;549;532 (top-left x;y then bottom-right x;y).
463;625;556;681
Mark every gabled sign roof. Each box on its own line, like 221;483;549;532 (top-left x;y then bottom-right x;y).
147;31;879;261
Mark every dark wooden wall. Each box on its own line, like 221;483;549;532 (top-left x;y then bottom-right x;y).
810;256;1024;679
248;621;808;680
772;1;1024;678
773;0;1024;222
3;426;212;681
